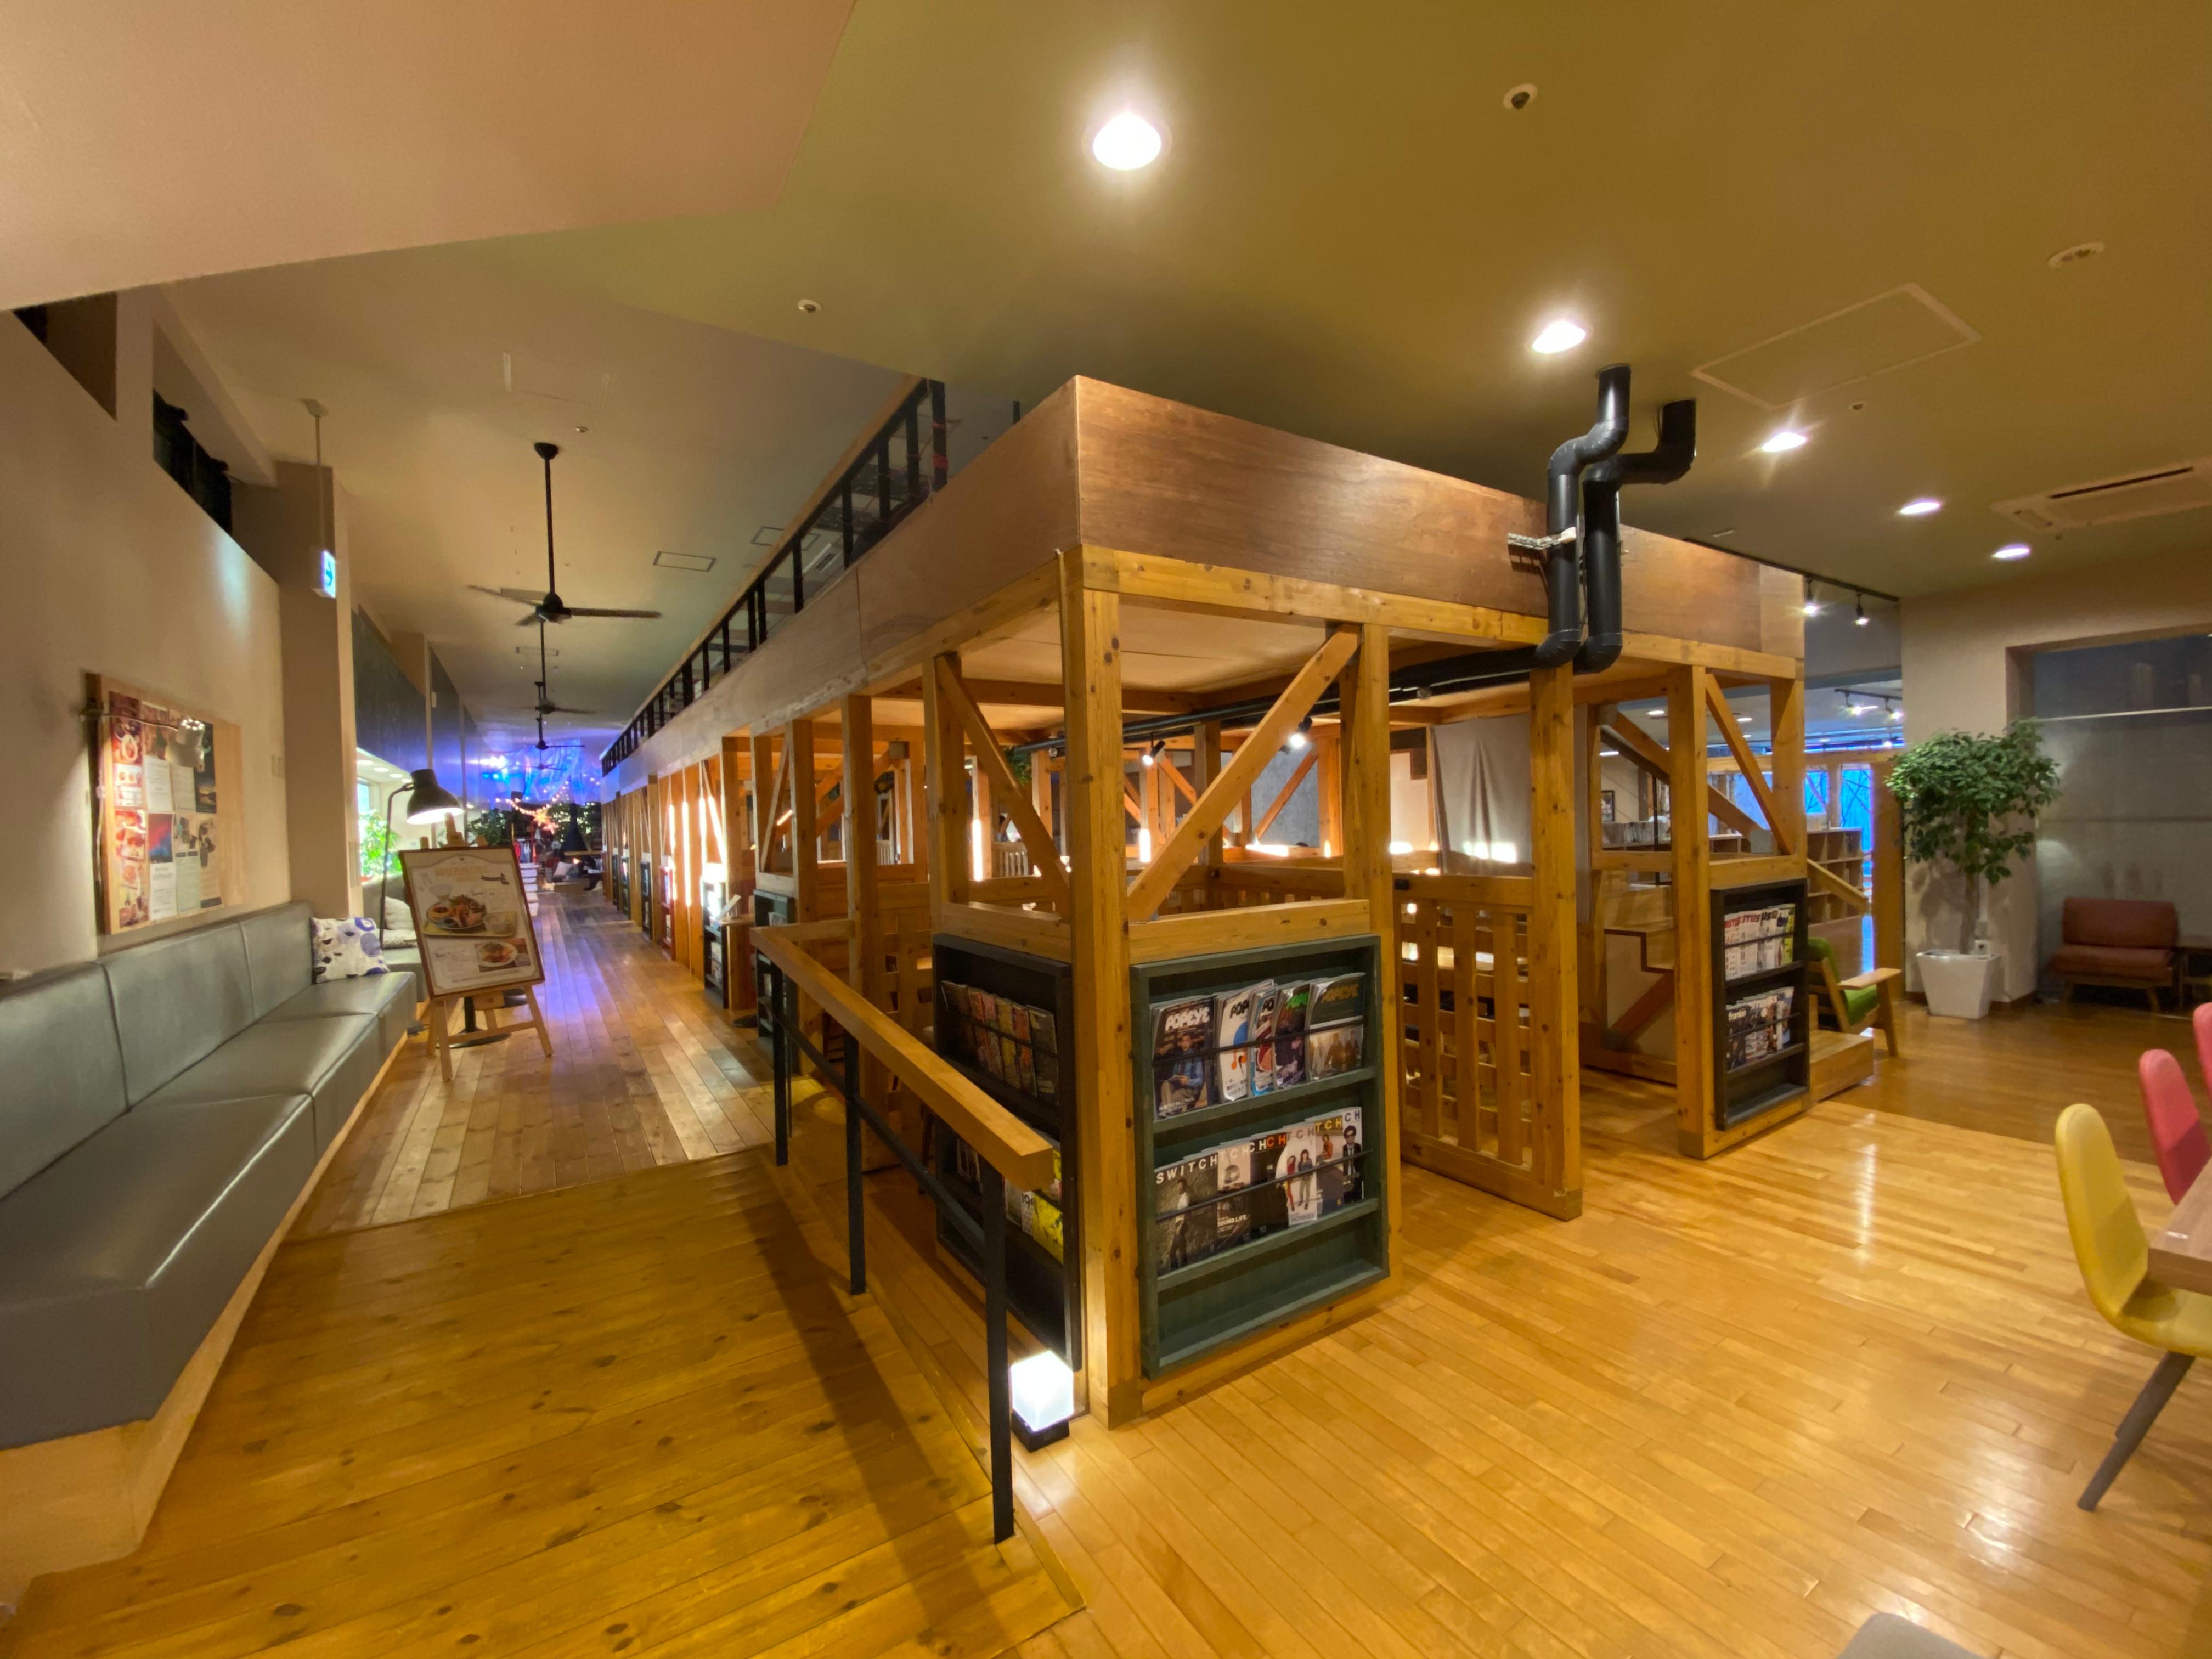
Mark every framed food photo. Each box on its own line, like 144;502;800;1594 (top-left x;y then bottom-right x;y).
398;844;545;999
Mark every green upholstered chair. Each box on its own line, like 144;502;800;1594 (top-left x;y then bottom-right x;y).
1808;935;1904;1057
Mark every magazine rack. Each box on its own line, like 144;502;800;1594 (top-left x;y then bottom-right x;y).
1707;878;1811;1128
930;937;1084;1371
1131;935;1389;1378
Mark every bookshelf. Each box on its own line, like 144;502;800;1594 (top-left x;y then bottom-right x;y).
1131;935;1390;1379
1707;879;1812;1128
929;937;1082;1372
1805;827;1867;923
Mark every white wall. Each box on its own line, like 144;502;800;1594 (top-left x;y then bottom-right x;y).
0;313;290;976
1900;548;2212;1000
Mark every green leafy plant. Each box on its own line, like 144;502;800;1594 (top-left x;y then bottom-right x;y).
1887;721;2061;953
358;812;400;883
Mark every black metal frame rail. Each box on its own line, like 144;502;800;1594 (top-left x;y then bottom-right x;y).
602;380;949;775
756;954;1017;1545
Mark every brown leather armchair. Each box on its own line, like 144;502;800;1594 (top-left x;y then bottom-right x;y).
2049;896;2178;1010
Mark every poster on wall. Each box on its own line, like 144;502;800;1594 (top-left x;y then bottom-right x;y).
399;844;546;999
92;675;235;937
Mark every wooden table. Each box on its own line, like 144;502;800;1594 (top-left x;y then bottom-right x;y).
2151;1163;2212;1295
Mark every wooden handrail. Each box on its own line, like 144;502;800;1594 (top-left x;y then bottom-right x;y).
752;922;1057;1190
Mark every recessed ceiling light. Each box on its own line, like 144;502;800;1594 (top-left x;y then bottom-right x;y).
795;298;820;314
1898;498;1942;516
1735;714;1753;724
1503;83;1537;112
1993;543;2032;561
1090;111;1164;171
1530;319;1587;354
2047;241;2104;269
1760;430;1808;454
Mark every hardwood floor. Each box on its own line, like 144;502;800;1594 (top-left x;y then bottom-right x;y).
296;894;768;1238
18;888;2212;1658
3;1153;1076;1659
782;1033;2212;1659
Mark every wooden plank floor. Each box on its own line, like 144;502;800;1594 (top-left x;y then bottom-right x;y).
22;881;2212;1657
296;894;769;1238
3;1151;1077;1659
780;1030;2212;1659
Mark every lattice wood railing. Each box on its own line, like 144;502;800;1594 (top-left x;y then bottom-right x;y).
1395;872;1576;1215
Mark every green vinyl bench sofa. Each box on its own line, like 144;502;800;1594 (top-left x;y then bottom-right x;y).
0;901;415;1605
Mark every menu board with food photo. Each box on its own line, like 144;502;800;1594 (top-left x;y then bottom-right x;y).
92;674;235;937
399;844;545;997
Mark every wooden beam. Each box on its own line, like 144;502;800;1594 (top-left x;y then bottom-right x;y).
1808;856;1871;915
1768;674;1807;867
1668;665;1716;1152
1195;719;1224;865
935;658;1071;910
1156;753;1198;806
787;720;819;919
1528;662;1581;1195
919;654;970;912
1600;713;1764;842
1057;549;1136;1424
1250;747;1318;840
1124;630;1360;923
1702;674;1794;855
841;695;889;1131
1609;973;1675;1044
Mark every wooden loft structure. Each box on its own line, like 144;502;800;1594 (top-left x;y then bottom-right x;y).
601;375;1823;1425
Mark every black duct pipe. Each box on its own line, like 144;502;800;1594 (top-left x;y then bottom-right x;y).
1573;397;1697;673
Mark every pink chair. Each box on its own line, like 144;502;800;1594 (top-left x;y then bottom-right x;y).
2196;1003;2212;1099
2140;1048;2210;1202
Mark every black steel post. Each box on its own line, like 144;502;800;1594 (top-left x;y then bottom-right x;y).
905;403;922;509
980;1163;1013;1543
930;381;949;492
844;1028;865;1295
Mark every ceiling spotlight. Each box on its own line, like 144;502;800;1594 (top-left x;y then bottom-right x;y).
1846;701;1870;717
1993;543;2032;561
1853;594;1870;627
1140;740;1163;767
2047;241;2104;269
1735;714;1753;724
1898;498;1942;516
1090;111;1164;171
1530;319;1587;355
1760;430;1808;454
1286;716;1313;752
1889;706;1905;722
1803;599;1823;616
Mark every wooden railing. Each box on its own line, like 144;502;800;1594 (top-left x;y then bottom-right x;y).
1394;872;1580;1218
752;922;1054;1544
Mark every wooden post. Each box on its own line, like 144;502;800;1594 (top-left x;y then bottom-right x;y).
842;693;899;1150
1668;665;1716;1153
1316;726;1342;857
921;653;969;917
1768;674;1807;862
1195;719;1224;865
1059;551;1133;1423
748;729;777;875
1872;754;1905;970
1335;621;1405;1281
787;720;819;921
1527;663;1581;1201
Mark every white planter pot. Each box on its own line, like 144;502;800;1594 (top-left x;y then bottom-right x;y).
1919;950;1998;1020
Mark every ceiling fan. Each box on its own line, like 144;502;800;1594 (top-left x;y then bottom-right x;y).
527;619;597;719
470;441;662;627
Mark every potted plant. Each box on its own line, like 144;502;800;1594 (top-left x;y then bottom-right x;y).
1887;722;2061;1019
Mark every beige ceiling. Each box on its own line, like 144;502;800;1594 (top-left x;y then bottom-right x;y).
0;0;855;308
461;0;2212;601
166;250;906;754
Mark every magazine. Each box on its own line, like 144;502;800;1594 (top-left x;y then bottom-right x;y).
1214;985;1255;1103
1274;1121;1324;1226
1312;1108;1365;1215
1308;1020;1365;1079
1153;992;1214;1117
1153;1150;1221;1271
1308;973;1364;1030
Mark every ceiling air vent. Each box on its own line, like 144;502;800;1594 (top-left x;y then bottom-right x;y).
1994;457;2212;532
653;550;716;573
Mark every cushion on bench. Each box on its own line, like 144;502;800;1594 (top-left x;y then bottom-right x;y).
145;1014;380;1152
0;1093;314;1446
0;964;128;1200
2049;943;2172;983
2062;895;2178;951
100;922;255;1105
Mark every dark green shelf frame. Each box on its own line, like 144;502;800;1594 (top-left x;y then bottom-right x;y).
1132;934;1389;1380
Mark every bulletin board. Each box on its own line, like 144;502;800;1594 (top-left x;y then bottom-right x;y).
90;673;244;939
398;843;547;999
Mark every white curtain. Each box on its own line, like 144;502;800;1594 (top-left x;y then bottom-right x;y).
1431;714;1532;868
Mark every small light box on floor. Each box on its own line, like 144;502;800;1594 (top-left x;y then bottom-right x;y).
1008;1352;1074;1451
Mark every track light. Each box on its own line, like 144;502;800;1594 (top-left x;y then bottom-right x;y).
1140;740;1163;767
1853;593;1869;628
1286;716;1312;752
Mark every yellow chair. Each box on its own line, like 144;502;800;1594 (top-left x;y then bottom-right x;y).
2055;1102;2212;1508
